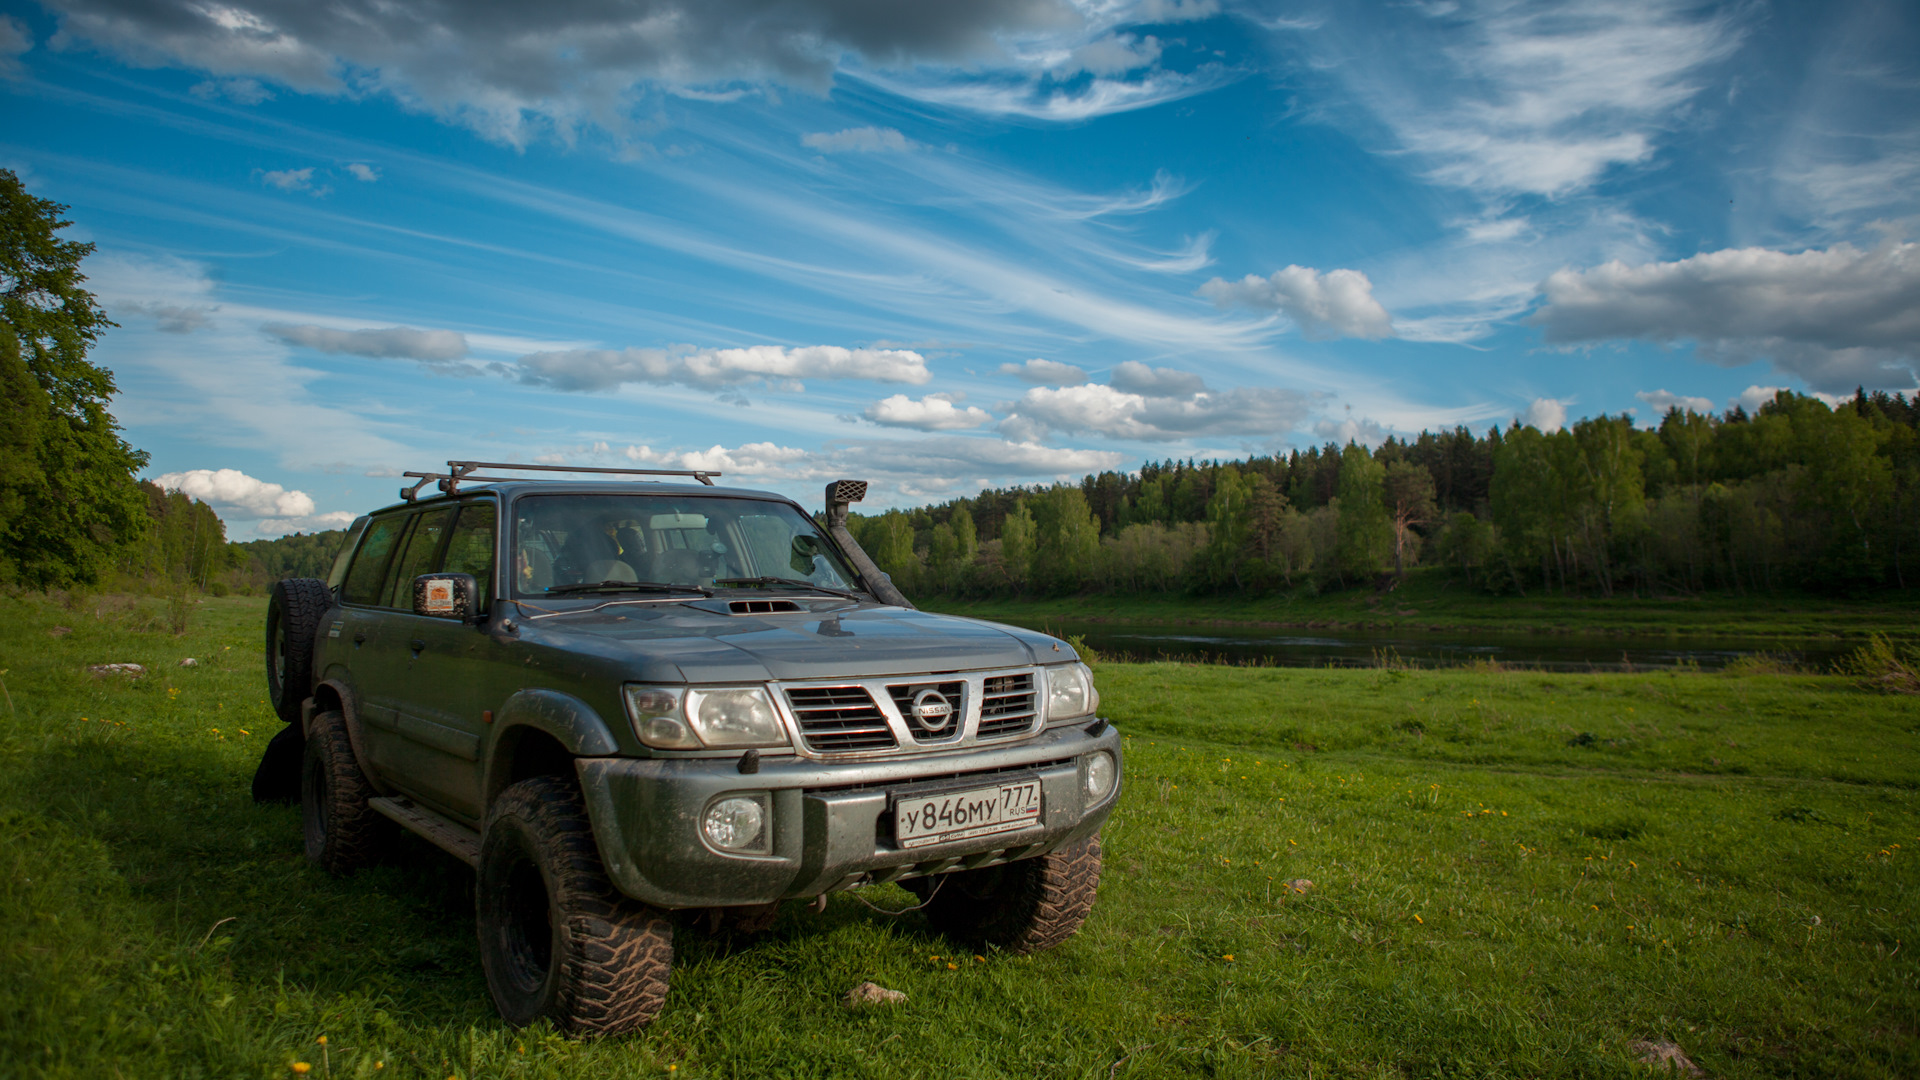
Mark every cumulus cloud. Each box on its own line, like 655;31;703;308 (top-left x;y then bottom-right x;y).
1108;360;1203;397
517;344;931;392
154;468;316;517
38;0;1097;144
1006;377;1311;442
346;162;380;181
612;435;1123;498
266;323;470;362
1198;266;1395;340
1531;241;1920;391
997;358;1088;385
863;393;993;431
256;166;328;195
1313;414;1391;447
802;126;915;153
1635;389;1713;416
1520;398;1570;433
254;510;358;538
1731;385;1786;413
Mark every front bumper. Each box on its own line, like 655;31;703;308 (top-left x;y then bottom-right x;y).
575;721;1122;909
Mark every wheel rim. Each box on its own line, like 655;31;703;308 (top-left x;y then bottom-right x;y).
270;617;287;689
498;852;554;995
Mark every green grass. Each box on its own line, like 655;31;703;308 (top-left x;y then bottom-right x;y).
2;592;1917;1078
921;568;1920;641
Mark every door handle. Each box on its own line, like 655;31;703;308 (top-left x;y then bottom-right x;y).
409;638;427;653
353;632;366;645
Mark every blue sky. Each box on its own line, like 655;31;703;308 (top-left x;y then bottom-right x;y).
3;0;1916;535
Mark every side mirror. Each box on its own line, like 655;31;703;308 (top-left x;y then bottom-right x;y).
412;573;479;620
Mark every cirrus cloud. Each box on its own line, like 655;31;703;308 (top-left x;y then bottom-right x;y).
517;343;932;392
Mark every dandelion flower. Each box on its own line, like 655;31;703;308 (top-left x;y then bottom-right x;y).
1222;954;1235;961
1414;915;1423;924
317;1036;327;1045
293;1066;311;1075
947;962;957;970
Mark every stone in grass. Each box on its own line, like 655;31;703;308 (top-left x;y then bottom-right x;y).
843;982;907;1007
87;663;145;678
178;658;198;667
1629;1040;1703;1076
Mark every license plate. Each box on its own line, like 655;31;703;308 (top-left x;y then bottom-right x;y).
894;779;1042;849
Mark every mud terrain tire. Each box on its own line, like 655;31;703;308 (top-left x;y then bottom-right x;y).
266;578;332;726
915;832;1103;954
301;709;387;875
478;777;674;1035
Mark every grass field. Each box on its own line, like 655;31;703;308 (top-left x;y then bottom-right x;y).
920;570;1920;641
2;592;1917;1078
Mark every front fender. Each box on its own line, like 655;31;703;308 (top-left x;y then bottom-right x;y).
483;688;622;802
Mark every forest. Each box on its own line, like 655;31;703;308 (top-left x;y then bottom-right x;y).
843;389;1920;600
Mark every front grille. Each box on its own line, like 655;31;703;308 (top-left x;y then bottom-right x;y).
784;686;897;752
887;680;966;742
977;673;1038;739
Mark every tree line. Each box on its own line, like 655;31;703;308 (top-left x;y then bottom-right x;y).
847;390;1920;600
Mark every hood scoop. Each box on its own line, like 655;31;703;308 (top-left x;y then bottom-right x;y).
727;598;804;615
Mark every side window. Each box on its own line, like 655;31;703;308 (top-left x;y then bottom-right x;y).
341;515;407;606
441;502;497;611
383;507;456;609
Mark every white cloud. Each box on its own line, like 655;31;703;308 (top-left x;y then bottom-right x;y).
346;162;380;182
861;65;1229;122
1520;397;1569;433
863;393;993;431
1731;385;1786;413
154;467;316;517
1532;241;1920;391
255;166;330;196
1313;414;1391;447
1635;389;1713;415
1053;33;1161;77
1;16;33;77
266;323;470;362
253;510;358;538
517;344;932;392
1108;360;1203;397
998;358;1088;385
1008;378;1311;441
1198;265;1395;340
801;127;915;153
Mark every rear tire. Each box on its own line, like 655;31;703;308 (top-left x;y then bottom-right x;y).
301;710;387;875
477;777;674;1035
914;832;1103;954
266;578;332;726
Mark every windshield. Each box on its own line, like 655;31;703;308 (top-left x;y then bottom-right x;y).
511;494;860;597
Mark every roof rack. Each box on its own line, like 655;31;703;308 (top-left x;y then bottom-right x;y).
399;460;720;502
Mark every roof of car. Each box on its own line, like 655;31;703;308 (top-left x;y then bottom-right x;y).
363;480;807;518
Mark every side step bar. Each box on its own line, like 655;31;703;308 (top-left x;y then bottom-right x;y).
369;796;480;868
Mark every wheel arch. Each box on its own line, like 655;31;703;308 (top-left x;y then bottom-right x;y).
484;689;622;806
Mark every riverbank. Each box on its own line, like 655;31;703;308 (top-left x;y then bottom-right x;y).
920;570;1920;641
3;592;1916;1076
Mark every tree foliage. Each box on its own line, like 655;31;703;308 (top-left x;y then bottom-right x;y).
0;171;150;588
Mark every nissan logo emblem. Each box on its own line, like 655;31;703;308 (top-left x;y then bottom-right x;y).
911;689;955;732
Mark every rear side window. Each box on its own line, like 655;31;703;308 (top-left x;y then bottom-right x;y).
341;515;407;606
382;508;456;609
442;502;497;611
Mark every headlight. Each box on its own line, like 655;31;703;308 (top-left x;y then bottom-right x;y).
1045;662;1099;721
626;684;788;750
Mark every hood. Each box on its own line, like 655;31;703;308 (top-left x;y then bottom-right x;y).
514;600;1074;682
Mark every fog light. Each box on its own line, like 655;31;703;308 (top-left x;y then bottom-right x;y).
703;796;768;853
1085;750;1117;801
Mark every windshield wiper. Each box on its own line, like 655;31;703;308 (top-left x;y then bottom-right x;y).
711;576;866;601
544;580;712;596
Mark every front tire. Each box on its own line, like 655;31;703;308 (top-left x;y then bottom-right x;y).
301;709;387;875
915;832;1103;954
477;777;674;1035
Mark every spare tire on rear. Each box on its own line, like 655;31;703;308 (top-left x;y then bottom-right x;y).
266;578;333;726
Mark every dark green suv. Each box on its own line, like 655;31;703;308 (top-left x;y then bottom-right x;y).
259;463;1121;1035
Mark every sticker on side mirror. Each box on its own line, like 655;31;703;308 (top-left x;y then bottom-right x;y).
412;573;477;619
